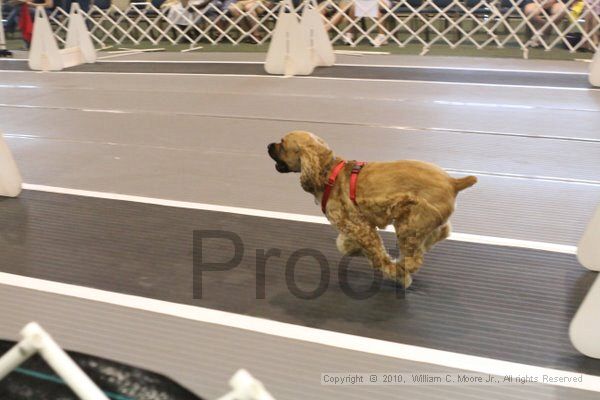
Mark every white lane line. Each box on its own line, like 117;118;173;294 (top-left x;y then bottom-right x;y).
0;272;597;392
443;169;600;186
4;132;598;186
0;70;594;91
2;85;599;114
21;183;577;255
72;60;594;75
1;57;589;75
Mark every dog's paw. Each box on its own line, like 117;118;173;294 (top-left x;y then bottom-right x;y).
403;256;423;274
401;273;413;288
382;263;412;288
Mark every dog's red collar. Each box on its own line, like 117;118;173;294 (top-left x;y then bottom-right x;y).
321;161;367;214
321;161;346;214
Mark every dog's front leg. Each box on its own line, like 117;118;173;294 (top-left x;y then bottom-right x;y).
333;216;412;288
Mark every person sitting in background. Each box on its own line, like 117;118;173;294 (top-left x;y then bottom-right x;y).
60;0;89;13
199;0;237;35
228;0;301;42
319;0;354;44
3;0;53;33
228;0;272;42
320;0;390;46
3;1;23;34
3;0;53;48
165;0;207;40
583;0;599;51
520;0;567;46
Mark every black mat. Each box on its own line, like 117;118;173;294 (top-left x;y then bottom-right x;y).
0;340;203;400
0;190;598;377
0;60;594;89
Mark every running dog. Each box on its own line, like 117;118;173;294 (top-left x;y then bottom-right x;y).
267;131;477;288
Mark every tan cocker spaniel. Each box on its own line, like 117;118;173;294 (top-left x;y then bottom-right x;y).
268;131;477;288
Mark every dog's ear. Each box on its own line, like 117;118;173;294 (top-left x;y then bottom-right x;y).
299;140;333;194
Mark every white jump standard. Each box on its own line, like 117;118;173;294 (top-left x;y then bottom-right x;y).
0;130;22;198
590;50;600;87
265;0;334;76
28;3;96;71
570;203;600;359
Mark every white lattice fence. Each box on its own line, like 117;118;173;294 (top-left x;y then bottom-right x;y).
44;0;600;54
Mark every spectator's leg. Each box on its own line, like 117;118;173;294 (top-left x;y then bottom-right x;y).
327;1;353;31
3;7;20;34
245;2;263;42
77;0;91;13
523;2;545;28
584;11;599;51
373;1;390;46
319;2;335;31
523;1;546;45
229;2;250;39
63;0;73;13
327;1;354;43
546;1;567;37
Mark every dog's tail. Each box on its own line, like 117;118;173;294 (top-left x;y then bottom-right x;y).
453;175;478;192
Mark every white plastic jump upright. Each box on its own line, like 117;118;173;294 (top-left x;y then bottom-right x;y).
29;3;96;71
265;0;314;76
0;0;8;52
590;50;600;87
300;0;335;68
0;322;109;400
0;130;22;197
577;204;600;272
217;369;276;400
570;204;600;359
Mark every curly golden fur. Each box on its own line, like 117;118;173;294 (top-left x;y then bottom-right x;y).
268;131;477;288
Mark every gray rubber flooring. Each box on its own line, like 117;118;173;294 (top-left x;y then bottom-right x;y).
1;190;598;377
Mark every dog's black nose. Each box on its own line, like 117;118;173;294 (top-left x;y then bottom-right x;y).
268;143;275;151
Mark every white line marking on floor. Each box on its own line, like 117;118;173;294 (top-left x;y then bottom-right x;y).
443;168;600;186
21;183;577;255
0;70;594;91
2;85;599;114
0;272;596;392
1;57;589;75
5;128;594;185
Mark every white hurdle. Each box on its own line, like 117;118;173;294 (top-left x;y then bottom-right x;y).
29;4;96;71
590;50;600;87
0;322;110;400
301;0;335;68
0;0;12;57
265;0;334;76
217;369;276;400
577;204;600;272
0;130;22;197
265;0;314;76
569;204;600;359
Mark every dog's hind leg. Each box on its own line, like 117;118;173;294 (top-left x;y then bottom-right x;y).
394;200;450;274
423;222;451;252
335;216;412;288
336;233;364;256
